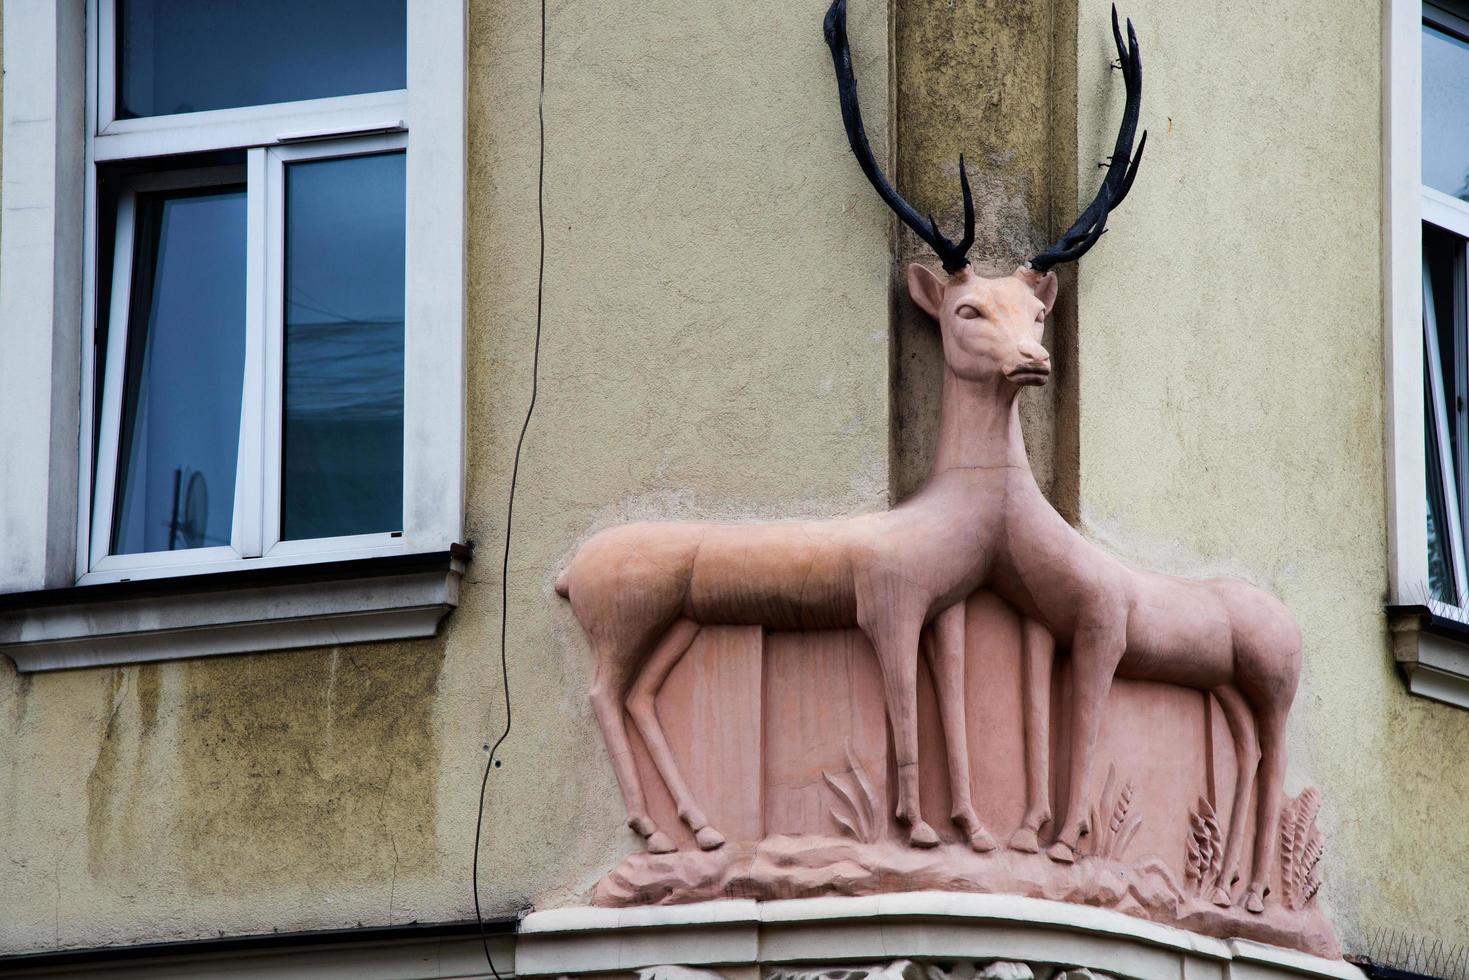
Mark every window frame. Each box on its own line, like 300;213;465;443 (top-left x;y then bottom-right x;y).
74;1;462;586
0;0;467;669
1385;0;1469;707
88;164;254;578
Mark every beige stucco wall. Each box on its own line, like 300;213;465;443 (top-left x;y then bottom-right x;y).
0;0;892;952
2;0;1467;962
1069;0;1469;953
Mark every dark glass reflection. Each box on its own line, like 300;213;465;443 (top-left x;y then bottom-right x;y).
1427;376;1457;603
117;0;405;119
1426;225;1462;472
282;153;405;541
113;188;247;555
1424;22;1469;200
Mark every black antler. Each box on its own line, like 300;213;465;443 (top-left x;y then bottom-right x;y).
1028;5;1147;272
824;0;974;274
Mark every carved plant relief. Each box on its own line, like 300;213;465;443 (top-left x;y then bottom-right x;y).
824;741;885;846
1085;765;1141;863
554;0;1340;962
1280;788;1326;912
1184;797;1225;900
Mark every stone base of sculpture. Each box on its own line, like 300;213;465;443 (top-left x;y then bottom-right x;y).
595;837;1338;960
516;892;1362;980
585;592;1337;960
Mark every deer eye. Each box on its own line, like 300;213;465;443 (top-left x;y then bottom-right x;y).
956;305;981;320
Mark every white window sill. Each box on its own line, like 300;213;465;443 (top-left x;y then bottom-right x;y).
0;546;468;672
1387;603;1469;709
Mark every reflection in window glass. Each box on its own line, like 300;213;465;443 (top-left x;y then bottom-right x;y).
1424;22;1469;200
1425;222;1469;603
281;153;405;541
1428;373;1458;603
113;189;247;555
1426;224;1463;469
116;0;405;119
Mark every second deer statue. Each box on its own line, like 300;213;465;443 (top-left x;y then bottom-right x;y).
556;0;1301;914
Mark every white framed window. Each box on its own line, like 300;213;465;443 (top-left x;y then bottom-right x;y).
1386;0;1469;708
1419;3;1469;609
0;1;467;670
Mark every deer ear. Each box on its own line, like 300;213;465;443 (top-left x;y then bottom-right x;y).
1021;268;1059;313
906;263;946;320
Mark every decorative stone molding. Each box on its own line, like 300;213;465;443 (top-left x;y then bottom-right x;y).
514;894;1364;980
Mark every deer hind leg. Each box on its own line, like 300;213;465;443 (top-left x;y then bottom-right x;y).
1209;685;1260;907
1010;618;1055;853
1244;704;1289;913
625;618;725;851
925;602;997;852
863;599;937;848
589;647;676;853
1047;621;1124;864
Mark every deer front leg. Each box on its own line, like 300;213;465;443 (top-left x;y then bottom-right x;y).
1010;617;1054;853
1047;620;1124;864
862;597;938;848
925;602;997;852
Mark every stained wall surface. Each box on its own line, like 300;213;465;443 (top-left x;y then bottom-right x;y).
0;0;893;952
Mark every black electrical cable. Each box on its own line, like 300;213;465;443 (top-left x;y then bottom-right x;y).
473;0;547;974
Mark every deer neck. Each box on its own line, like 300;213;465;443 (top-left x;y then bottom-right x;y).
929;368;1032;478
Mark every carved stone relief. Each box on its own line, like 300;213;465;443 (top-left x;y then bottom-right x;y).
553;0;1340;963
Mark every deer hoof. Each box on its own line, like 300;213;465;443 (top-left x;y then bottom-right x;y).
646;831;678;854
1244;890;1265;914
694;826;726;851
1208;886;1232;908
967;826;999;853
909;821;940;848
1008;827;1040;853
1046;840;1076;864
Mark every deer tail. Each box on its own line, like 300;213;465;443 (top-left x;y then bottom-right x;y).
554;567;571;599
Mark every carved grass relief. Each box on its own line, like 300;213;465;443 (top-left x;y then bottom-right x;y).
1184;797;1225;897
1279;787;1324;911
824;741;884;845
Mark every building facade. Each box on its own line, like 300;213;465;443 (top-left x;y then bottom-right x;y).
0;0;1463;977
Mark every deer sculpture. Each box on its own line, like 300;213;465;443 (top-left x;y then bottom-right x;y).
557;0;1300;914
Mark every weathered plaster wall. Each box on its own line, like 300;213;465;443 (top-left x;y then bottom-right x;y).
0;0;893;952
1068;0;1467;952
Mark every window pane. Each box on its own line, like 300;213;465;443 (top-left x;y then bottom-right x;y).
1425;224;1469;604
112;188;247;556
1427;368;1458;603
281;153;405;541
1426;225;1463;469
116;0;405;119
1424;21;1469;200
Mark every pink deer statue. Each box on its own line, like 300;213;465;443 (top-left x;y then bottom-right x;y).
556;0;1300;914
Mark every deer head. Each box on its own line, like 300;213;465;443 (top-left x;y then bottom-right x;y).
907;264;1058;388
824;0;1147;388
